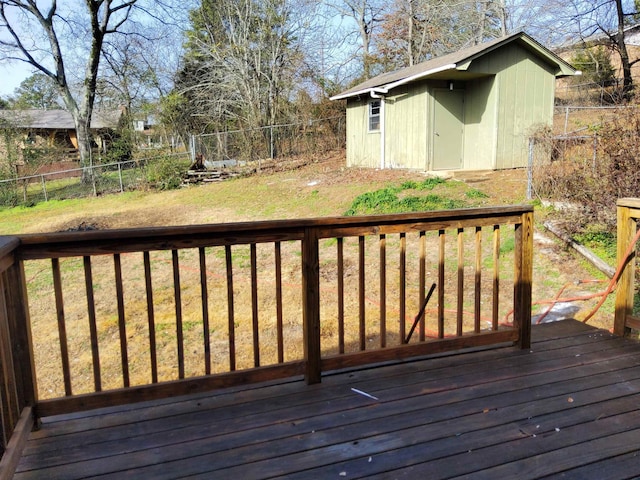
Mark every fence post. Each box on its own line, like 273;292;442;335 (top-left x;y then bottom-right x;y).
40;175;47;202
592;134;597;173
302;227;321;384
270;125;274;160
118;162;124;193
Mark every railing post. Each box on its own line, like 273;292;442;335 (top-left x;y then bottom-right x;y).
3;260;37;411
302;227;321;384
0;241;36;480
514;211;533;349
614;199;640;336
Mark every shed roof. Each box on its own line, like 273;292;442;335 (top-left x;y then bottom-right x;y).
331;31;580;100
0;109;123;129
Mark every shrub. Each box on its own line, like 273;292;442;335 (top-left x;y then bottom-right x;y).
0;183;19;208
344;179;467;216
533;108;640;235
571;47;616;88
145;156;190;190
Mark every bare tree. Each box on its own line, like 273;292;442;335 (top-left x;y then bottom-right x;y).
97;36;164;112
541;0;639;98
0;1;182;176
181;0;303;131
376;0;506;70
324;0;386;78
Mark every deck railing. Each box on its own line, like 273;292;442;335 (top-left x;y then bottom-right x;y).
0;205;535;476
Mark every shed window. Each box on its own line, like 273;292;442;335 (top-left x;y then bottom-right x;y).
369;99;381;131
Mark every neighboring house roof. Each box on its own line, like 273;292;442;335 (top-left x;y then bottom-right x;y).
558;24;640;50
331;31;580;101
0;109;123;129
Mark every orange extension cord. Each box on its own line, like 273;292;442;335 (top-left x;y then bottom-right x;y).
517;226;640;326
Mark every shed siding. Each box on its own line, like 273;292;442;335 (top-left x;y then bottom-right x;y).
462;77;498;170
469;43;555;169
346;99;380;168
385;84;429;169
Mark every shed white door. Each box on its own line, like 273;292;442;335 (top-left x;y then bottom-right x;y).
432;89;464;170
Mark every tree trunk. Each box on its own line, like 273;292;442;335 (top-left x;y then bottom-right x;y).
75;116;94;183
615;0;634;98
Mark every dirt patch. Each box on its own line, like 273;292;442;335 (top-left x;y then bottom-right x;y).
60;221;106;232
450;168;529;203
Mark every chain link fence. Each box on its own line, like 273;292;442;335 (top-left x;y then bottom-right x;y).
191;116;345;168
553;105;636;135
531;105;640;201
0;116;346;208
0;152;190;208
527;132;598;201
555;79;625;106
528;104;640;233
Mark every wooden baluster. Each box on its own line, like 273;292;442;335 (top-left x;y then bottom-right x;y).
475;227;482;333
337;238;344;354
438;230;445;338
199;247;211;375
83;256;101;392
358;236;365;351
419;231;426;342
225;245;236;371
250;244;260;367
399;232;406;342
379;234;386;348
457;228;464;337
143;251;158;383
171;250;184;379
51;259;72;395
303;227;321;384
492;226;500;331
113;254;130;388
275;242;284;364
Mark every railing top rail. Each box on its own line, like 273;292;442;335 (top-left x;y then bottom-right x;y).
0;236;20;260
14;205;533;260
617;198;640;212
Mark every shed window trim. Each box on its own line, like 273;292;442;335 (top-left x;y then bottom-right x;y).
368;99;381;132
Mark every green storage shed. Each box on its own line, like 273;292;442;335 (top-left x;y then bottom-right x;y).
331;32;580;171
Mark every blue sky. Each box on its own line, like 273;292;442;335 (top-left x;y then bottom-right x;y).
0;61;33;97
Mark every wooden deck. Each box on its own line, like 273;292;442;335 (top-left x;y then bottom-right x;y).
13;319;640;479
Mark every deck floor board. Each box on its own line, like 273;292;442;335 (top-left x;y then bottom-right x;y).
14;320;640;479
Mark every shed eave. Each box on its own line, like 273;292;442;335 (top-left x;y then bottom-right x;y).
330;88;378;101
456;32;580;77
330;63;457;101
